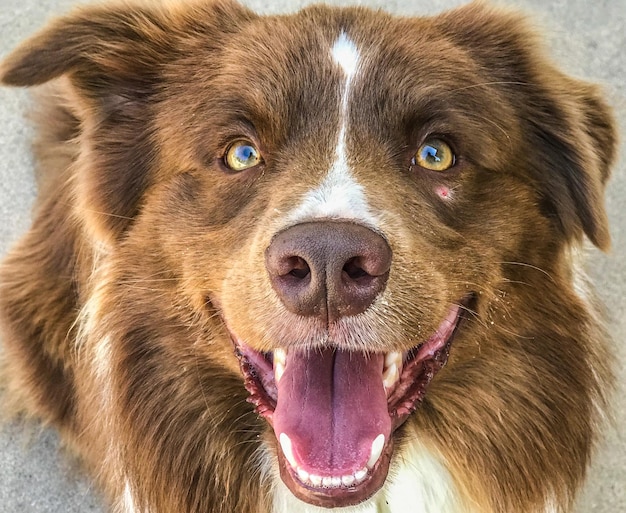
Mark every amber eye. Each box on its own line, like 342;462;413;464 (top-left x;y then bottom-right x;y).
413;139;455;171
224;140;262;171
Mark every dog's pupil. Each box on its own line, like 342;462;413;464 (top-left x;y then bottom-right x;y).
236;145;256;163
423;145;441;163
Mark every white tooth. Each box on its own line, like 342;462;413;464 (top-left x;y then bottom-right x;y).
367;434;385;469
279;433;298;469
322;476;333;488
384;351;402;369
274;361;285;383
341;474;355;487
331;477;342;488
274;349;287;383
309;474;322;486
297;468;310;483
382;363;399;391
274;348;287;366
354;468;368;483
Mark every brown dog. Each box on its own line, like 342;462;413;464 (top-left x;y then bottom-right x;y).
0;1;616;512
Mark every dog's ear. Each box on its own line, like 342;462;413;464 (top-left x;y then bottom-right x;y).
0;0;252;90
2;6;163;90
1;0;254;241
438;3;616;251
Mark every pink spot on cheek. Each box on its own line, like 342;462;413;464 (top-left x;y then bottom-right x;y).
435;185;452;200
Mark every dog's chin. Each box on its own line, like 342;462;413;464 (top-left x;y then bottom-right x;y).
230;296;471;508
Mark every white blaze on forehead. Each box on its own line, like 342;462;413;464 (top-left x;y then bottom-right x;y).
332;32;360;78
287;32;378;228
287;161;378;225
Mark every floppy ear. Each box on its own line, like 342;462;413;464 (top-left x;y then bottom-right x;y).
2;6;166;90
438;3;616;251
526;79;616;251
1;0;254;241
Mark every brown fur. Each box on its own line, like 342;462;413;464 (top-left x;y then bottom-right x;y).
0;1;616;512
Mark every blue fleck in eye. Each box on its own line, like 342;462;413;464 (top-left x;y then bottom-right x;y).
413;139;455;171
224;140;262;171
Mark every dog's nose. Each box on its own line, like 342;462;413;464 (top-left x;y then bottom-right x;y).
265;222;392;322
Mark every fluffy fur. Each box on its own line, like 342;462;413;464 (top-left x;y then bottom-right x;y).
0;1;617;512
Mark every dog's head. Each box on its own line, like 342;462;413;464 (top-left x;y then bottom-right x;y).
1;0;615;509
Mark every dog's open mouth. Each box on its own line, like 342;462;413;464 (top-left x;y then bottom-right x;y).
232;299;469;507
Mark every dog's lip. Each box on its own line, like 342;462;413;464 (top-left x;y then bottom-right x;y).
229;296;472;507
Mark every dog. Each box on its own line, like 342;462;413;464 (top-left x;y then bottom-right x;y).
0;0;617;512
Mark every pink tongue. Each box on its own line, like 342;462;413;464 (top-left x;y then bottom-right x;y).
273;348;391;475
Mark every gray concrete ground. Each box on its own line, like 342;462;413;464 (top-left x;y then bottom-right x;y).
0;0;624;511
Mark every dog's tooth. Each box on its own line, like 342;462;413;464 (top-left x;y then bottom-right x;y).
274;348;287;383
309;474;322;487
341;474;355;487
274;362;285;383
279;433;298;469
384;351;402;370
367;434;385;469
354;468;368;483
307;471;370;489
296;468;310;483
274;348;287;366
382;363;399;392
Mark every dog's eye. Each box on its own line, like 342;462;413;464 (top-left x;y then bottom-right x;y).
413;139;455;172
224;140;262;171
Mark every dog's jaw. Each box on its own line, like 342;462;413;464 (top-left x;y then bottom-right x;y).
232;299;468;507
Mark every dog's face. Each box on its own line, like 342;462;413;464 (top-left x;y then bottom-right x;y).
1;0;615;510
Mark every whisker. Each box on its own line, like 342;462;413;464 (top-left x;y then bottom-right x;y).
78;207;135;220
447;80;531;93
193;347;210;412
499;261;555;283
445;107;512;146
119;278;179;284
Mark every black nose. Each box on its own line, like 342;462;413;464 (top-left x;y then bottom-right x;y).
265;222;392;323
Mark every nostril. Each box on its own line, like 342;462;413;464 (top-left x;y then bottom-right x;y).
343;257;369;281
286;257;310;280
272;255;311;280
